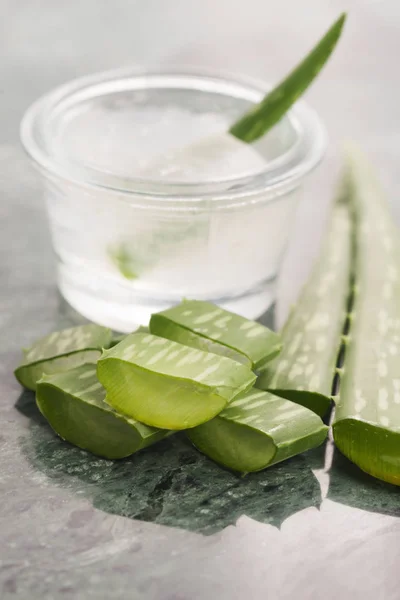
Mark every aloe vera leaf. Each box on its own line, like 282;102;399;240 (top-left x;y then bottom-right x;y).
229;13;346;143
150;300;281;370
97;332;256;430
14;324;112;391
257;192;352;417
332;147;400;486
187;388;328;473
36;364;168;459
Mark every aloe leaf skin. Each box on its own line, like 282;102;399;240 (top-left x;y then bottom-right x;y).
150;300;282;371
230;14;346;144
14;324;112;392
187;388;328;473
97;332;256;430
36;364;168;459
333;148;400;486
257;193;352;418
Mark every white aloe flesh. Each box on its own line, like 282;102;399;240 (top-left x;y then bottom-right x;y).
150;300;282;370
97;332;257;430
333;148;400;486
187;389;328;473
15;324;112;391
257;195;352;417
36;364;168;459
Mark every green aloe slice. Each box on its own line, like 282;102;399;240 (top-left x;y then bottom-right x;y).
150;300;281;370
15;324;112;391
230;14;346;143
187;388;328;473
97;332;256;430
36;364;168;459
257;191;352;417
333;148;400;486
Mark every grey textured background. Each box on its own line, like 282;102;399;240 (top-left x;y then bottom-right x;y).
2;1;400;599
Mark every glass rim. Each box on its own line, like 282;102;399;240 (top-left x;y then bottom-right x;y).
20;65;327;208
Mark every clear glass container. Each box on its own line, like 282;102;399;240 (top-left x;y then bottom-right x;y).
21;67;326;332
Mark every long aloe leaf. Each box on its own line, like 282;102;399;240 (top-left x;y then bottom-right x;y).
37;364;169;459
150;300;281;370
97;332;256;430
15;324;112;391
187;388;328;473
333;147;400;486
257;189;352;417
230;14;346;143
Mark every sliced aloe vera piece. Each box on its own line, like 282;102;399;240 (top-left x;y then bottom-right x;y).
97;332;256;430
187;389;328;473
230;14;346;143
333;148;400;486
15;324;112;391
36;364;168;459
257;193;352;417
150;300;281;370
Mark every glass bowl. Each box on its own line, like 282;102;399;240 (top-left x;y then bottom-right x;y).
21;66;327;332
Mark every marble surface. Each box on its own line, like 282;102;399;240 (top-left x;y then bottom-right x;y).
2;1;400;598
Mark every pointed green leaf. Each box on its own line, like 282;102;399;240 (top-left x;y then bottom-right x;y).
150;300;281;370
36;364;169;459
230;14;346;143
333;147;400;486
97;332;256;430
257;189;352;417
15;324;112;391
188;388;327;473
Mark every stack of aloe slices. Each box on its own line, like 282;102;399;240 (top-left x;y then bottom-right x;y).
15;307;328;469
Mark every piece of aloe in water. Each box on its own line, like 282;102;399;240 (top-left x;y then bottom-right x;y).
109;243;138;280
257;191;352;417
97;332;256;430
150;300;281;370
187;388;327;473
230;14;346;143
15;324;112;391
36;364;168;459
333;148;400;486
